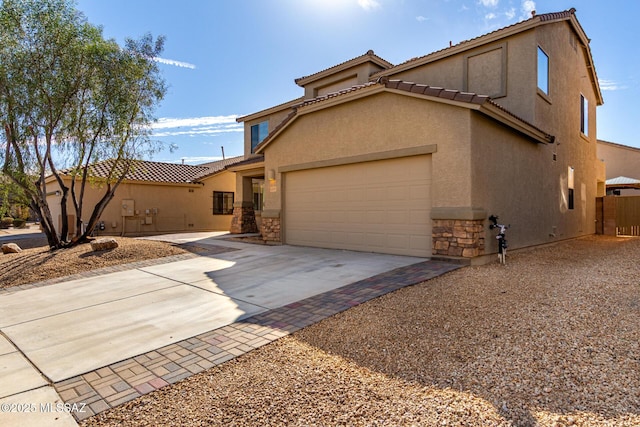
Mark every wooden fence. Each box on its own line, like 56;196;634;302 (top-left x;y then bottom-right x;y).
598;196;640;236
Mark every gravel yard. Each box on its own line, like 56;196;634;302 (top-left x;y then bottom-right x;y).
77;235;640;427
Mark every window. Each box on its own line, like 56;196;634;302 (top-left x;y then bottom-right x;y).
568;167;575;210
580;94;588;136
537;46;549;95
250;121;269;153
213;191;234;215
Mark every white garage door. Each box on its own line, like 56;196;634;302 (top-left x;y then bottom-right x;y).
284;155;432;257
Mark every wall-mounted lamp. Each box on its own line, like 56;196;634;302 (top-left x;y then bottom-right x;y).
267;169;276;181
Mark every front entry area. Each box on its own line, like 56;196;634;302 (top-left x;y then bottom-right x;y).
284;155;432;257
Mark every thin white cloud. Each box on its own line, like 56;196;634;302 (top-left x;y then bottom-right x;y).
416;15;427;22
151;115;243;138
153;127;243;138
485;12;497;20
358;0;381;11
152;57;196;70
479;0;499;7
505;7;516;20
521;0;536;20
152;115;240;130
599;79;628;91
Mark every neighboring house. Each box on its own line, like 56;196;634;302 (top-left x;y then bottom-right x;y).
46;156;245;237
597;140;640;195
235;8;606;261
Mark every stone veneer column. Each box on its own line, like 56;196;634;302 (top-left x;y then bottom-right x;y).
432;219;485;258
260;210;281;244
230;201;258;234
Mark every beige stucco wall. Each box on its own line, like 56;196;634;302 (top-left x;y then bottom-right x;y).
597;140;640;195
386;19;604;246
597;141;640;180
45;171;236;237
262;91;472;215
469;113;599;252
389;32;536;123
302;62;387;99
243;108;295;155
262;87;603;254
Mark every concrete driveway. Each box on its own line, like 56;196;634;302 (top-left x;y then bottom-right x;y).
0;232;432;426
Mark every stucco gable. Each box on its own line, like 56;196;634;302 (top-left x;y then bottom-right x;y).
294;50;393;87
254;78;554;153
371;8;602;106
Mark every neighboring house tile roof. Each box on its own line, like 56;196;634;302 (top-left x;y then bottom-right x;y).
59;156;246;184
193;156;247;179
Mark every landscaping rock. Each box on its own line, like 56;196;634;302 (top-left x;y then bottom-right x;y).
90;238;119;251
1;243;22;254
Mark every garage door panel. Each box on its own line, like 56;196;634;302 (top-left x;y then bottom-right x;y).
285;156;432;257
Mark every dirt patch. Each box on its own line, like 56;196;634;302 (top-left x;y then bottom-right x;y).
0;237;187;290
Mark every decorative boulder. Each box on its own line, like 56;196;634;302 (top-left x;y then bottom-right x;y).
91;238;119;252
1;243;22;254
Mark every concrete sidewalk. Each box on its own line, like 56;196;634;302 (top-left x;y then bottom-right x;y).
0;232;461;425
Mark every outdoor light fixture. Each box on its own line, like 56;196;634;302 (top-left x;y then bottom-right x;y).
268;169;275;181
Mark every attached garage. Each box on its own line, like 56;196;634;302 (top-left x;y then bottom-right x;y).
283;155;432;257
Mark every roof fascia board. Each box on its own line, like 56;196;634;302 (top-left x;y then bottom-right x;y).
297;85;387;115
236;97;303;123
374;20;540;78
226;160;265;172
479;103;552;143
295;53;393;87
384;87;486;110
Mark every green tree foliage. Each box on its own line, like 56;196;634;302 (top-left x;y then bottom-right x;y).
0;0;166;248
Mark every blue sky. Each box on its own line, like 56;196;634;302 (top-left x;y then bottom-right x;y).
76;0;639;164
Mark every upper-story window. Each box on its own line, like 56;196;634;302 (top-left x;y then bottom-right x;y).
580;94;589;136
537;46;549;95
251;121;269;153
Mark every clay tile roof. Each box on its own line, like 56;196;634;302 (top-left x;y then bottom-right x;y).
396;81;415;92
453;92;476;103
222;154;265;169
439;89;458;100
294;50;393;85
64;156;248;184
87;160;210;183
299;82;379;107
423;86;445;97
191;156;247;179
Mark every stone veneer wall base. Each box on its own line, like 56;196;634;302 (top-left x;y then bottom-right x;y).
432;219;485;258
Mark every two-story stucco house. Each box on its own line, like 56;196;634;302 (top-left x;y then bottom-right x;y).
234;8;605;262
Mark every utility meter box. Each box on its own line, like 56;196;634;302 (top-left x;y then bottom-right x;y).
121;199;135;217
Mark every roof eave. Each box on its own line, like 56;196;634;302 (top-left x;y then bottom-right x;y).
236;97;304;123
226;159;265;172
294;51;393;87
480;103;554;144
